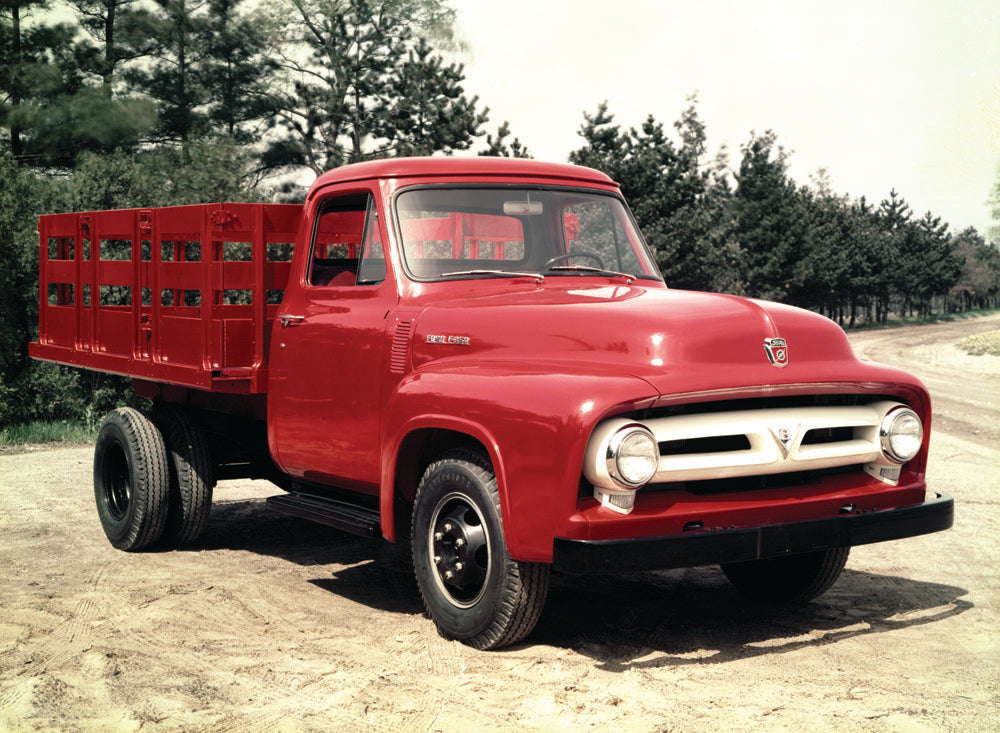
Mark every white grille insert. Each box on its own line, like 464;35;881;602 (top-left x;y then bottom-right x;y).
585;400;907;489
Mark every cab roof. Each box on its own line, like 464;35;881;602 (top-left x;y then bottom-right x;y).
308;156;617;199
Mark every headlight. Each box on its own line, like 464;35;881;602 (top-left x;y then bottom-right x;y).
879;408;923;463
606;425;659;487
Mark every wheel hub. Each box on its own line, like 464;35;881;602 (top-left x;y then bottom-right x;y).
103;443;132;520
431;500;488;604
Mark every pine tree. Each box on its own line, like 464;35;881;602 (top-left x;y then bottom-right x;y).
569;99;735;292
732;130;806;301
198;0;277;143
479;120;530;158
381;36;486;156
125;0;210;143
72;0;159;91
2;1;153;165
262;0;483;174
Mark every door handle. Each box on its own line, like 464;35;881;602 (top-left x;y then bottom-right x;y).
279;315;306;328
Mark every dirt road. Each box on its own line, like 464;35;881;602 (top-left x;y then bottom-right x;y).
2;315;998;732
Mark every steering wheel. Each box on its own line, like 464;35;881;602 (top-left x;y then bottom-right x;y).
543;250;605;269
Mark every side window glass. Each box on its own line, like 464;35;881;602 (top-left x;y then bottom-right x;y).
357;197;387;285
309;193;368;287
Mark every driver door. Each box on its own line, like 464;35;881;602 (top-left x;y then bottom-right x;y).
268;190;394;494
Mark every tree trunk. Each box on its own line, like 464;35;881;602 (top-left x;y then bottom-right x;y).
10;3;23;159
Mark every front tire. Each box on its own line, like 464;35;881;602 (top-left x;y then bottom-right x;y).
93;408;170;551
411;449;550;649
721;547;850;604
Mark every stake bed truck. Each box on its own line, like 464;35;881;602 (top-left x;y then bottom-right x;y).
30;157;953;648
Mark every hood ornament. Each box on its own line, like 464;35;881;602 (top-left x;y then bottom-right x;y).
764;337;788;368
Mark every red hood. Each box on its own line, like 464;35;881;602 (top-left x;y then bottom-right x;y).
408;282;919;398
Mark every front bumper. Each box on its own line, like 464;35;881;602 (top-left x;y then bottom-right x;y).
552;492;953;574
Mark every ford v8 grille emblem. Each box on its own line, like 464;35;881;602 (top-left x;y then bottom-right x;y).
764;337;788;368
769;423;800;458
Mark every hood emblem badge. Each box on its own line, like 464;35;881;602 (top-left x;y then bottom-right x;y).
426;334;470;346
764;337;788;368
769;424;800;458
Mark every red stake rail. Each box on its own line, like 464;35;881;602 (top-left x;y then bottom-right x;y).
29;203;302;394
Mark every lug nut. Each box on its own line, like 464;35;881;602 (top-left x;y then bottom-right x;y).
444;570;454;579
434;532;443;541
455;562;464;571
443;523;453;532
434;555;441;564
455;538;465;547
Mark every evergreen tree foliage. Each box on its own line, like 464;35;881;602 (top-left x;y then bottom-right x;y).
72;0;160;90
262;0;488;173
1;1;154;165
789;185;851;313
123;0;210;143
569;98;737;292
950;227;1000;310
479;120;530;158
568;104;979;320
382;36;486;156
731;130;808;301
198;0;278;142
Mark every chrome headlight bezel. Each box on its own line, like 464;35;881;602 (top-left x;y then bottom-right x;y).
605;424;659;488
879;407;923;464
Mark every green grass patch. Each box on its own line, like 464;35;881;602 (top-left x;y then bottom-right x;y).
958;331;1000;356
0;420;96;452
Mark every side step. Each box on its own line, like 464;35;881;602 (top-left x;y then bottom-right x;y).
266;493;381;538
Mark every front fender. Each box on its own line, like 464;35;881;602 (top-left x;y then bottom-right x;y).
380;361;657;561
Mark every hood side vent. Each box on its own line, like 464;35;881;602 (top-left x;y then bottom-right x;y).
390;321;412;374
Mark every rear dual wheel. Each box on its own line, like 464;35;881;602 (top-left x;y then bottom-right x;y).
721;547;850;604
411;449;550;650
153;405;214;546
94;408;170;551
94;406;214;551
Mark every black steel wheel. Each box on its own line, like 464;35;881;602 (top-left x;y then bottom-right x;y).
411;449;550;649
93;408;170;551
153;405;215;547
721;547;851;604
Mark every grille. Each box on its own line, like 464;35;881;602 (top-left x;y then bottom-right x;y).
643;404;887;482
585;399;906;490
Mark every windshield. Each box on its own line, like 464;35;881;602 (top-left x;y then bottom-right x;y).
395;187;662;282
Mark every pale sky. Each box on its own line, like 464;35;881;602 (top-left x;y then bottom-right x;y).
453;0;1000;236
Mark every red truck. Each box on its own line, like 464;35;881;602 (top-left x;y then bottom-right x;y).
30;157;953;649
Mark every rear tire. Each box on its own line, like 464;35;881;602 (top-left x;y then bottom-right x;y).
153;405;215;546
721;547;850;604
411;449;550;649
93;408;170;551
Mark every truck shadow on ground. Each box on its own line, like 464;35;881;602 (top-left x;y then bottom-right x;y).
197;499;383;564
193;499;971;667
533;568;971;671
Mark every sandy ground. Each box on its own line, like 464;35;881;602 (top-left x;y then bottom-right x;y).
1;315;998;732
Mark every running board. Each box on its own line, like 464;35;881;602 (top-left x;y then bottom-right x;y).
266;493;381;538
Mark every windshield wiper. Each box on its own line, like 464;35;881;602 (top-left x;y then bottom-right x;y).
440;270;544;283
546;265;636;284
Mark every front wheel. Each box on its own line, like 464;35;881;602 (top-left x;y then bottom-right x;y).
411;449;550;649
721;547;850;604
